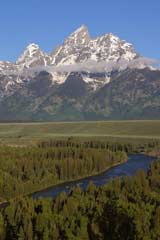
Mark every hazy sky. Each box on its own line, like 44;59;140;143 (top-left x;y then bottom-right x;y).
1;0;160;62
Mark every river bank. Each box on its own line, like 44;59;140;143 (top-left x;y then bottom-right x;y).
33;154;156;199
0;157;127;209
0;154;157;208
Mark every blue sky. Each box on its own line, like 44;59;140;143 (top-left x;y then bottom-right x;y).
1;0;160;62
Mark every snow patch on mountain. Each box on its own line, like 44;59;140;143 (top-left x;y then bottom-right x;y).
51;26;138;67
0;24;158;100
82;73;111;91
16;43;52;69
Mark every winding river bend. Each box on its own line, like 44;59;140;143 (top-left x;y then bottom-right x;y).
33;154;156;199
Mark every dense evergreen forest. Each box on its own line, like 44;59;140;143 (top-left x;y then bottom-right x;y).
0;138;159;239
0;139;136;200
0;138;159;201
0;158;159;239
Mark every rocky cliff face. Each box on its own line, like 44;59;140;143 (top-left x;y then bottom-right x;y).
0;25;159;121
0;68;159;121
0;25;139;97
50;25;137;66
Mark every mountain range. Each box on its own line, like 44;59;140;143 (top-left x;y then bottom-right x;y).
0;25;159;121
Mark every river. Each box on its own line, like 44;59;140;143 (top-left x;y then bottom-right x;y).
33;154;156;199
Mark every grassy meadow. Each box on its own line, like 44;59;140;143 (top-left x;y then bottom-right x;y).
0;120;160;145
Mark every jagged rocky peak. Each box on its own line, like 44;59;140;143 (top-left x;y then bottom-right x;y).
88;32;137;62
22;43;40;54
51;25;91;65
64;25;90;46
16;43;41;63
0;25;146;101
16;43;51;69
51;25;138;66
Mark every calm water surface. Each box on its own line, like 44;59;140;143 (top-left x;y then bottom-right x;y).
33;154;156;199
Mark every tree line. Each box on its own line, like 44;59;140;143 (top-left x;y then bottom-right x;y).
0;139;129;200
0;158;160;239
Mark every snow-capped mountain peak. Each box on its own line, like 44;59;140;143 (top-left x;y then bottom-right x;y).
0;25;145;99
50;25;91;66
88;32;137;62
64;25;90;46
16;43;41;63
50;26;138;66
23;43;40;57
16;43;51;69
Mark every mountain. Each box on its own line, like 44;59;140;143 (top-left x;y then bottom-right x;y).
16;43;52;70
84;68;160;120
0;25;159;121
0;68;160;121
0;25;138;96
51;25;137;66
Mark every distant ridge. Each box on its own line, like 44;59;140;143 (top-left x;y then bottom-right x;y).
0;26;159;121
